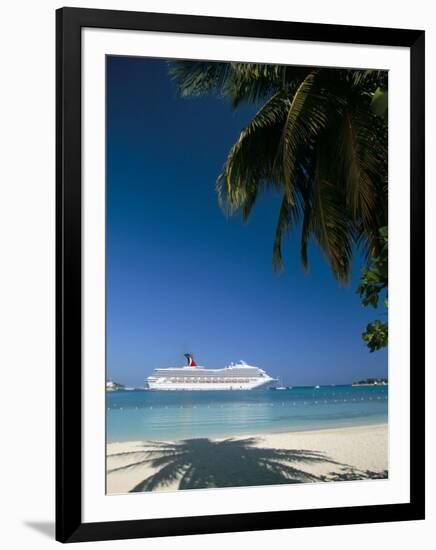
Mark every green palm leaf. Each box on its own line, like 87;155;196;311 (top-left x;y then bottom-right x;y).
277;71;328;205
217;91;288;216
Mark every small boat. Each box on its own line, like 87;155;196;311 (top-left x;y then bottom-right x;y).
270;377;287;390
315;385;320;389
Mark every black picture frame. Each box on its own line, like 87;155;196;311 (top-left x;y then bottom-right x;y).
56;6;425;543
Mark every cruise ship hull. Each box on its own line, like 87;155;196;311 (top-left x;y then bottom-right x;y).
147;378;273;391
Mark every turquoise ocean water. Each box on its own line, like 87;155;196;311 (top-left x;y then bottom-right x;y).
107;385;388;443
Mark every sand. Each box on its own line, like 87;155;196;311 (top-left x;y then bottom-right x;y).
107;423;388;494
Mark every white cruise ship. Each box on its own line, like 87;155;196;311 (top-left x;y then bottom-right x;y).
146;354;275;391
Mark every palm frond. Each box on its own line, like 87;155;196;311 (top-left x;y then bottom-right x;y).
277;71;328;205
300;191;313;271
272;196;300;272
169;61;312;108
338;105;387;237
168;61;232;97
169;61;282;105
217;91;288;215
310;149;353;282
350;69;388;92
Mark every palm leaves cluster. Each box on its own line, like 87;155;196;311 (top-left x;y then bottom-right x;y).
169;62;388;282
357;226;388;351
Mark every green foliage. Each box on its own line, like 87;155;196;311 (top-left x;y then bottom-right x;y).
357;226;388;352
169;62;388;282
353;377;388;385
357;226;388;307
362;320;388;353
370;88;388;120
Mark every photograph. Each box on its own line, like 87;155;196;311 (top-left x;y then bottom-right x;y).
105;56;389;495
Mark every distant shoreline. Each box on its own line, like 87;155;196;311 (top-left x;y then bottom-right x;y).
352;383;388;387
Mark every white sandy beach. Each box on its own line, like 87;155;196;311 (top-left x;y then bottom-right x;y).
107;423;388;494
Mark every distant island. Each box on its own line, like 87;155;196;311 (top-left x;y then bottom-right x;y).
352;377;388;387
106;379;125;391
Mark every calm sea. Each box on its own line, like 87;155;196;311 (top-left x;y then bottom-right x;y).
106;385;388;442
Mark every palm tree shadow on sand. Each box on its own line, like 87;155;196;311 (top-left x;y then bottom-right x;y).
107;437;385;493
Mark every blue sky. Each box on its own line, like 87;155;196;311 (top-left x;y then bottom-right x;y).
106;56;387;387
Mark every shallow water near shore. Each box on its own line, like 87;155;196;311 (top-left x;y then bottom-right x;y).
107;385;388;442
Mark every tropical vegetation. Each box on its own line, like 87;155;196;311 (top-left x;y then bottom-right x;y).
352;377;388;386
169;61;388;347
357;226;388;351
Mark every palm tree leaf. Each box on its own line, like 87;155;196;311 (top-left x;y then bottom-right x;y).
309;148;353;282
169;61;308;107
217;91;289;215
272;197;293;272
338;105;387;240
277;71;328;205
300;194;313;271
168;61;234;97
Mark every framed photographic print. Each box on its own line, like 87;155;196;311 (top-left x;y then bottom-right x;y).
56;7;425;543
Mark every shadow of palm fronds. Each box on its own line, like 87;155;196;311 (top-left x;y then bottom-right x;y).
108;437;340;492
320;467;388;482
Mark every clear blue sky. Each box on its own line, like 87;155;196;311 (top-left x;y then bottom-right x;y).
106;56;387;387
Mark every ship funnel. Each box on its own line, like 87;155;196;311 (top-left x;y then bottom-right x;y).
184;353;197;367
